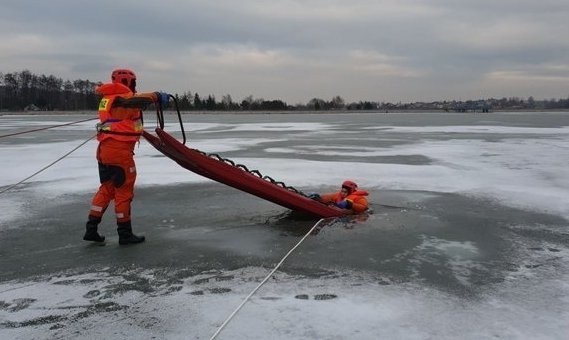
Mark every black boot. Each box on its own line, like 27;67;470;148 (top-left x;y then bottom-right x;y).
83;215;105;242
117;221;145;245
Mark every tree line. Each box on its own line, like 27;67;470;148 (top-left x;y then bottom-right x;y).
1;70;568;112
0;70;100;111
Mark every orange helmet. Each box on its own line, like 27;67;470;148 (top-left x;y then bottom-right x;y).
111;69;136;91
342;180;358;193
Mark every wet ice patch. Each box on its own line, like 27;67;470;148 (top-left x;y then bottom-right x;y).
186;137;286;153
410;235;484;286
421;236;480;261
500;224;569;282
229;122;332;132
0;196;25;225
363;125;569;135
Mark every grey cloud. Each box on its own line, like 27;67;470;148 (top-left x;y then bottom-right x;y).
1;0;568;102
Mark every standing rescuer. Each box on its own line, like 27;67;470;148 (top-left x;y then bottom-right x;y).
83;68;170;245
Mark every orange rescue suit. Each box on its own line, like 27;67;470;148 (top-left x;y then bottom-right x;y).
320;189;370;213
89;83;158;223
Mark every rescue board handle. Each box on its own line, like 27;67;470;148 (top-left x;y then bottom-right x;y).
154;94;187;145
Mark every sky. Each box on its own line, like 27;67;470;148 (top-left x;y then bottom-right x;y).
1;0;569;104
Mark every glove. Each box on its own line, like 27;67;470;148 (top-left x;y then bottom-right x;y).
336;200;352;209
307;193;321;201
155;92;170;107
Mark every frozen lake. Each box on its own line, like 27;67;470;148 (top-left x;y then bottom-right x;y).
1;111;568;339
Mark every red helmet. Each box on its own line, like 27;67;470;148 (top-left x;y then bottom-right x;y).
111;69;136;90
342;180;358;193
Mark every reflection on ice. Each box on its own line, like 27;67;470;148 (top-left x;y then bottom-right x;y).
414;236;483;286
419;236;479;261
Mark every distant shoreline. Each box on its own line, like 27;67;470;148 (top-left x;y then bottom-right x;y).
1;109;568;116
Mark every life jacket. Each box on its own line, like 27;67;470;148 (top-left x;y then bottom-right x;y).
95;82;143;143
321;189;369;213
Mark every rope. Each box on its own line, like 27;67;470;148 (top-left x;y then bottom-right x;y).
0;117;97;139
196;150;307;197
0;134;96;196
209;217;329;340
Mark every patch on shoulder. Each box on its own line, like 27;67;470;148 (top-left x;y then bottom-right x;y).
98;98;110;110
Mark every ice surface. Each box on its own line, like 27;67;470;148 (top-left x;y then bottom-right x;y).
1;113;568;339
0;266;567;339
2;123;568;219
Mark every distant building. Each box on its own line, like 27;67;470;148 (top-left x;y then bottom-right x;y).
24;104;41;111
